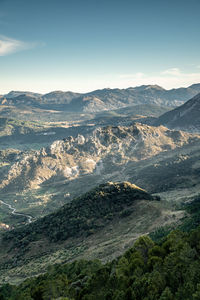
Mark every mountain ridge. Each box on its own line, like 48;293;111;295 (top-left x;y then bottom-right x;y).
0;181;159;269
155;92;200;131
1;83;200;114
0;180;186;285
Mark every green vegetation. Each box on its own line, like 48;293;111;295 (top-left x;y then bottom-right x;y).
2;225;200;299
0;116;95;150
0;117;45;137
1;182;155;258
180;196;200;232
149;195;200;243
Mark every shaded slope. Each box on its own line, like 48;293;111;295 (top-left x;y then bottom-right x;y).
2;182;154;245
155;93;200;132
0;181;163;276
0;182;185;284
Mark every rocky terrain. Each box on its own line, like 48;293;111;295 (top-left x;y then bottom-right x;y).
1;123;198;192
0;122;200;224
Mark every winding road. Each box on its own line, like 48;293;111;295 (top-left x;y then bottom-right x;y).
0;200;33;224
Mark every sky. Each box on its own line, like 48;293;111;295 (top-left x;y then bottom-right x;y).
0;0;200;93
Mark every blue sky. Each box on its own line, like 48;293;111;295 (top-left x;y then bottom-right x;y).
0;0;200;93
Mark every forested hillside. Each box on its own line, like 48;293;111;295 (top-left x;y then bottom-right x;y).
1;224;200;299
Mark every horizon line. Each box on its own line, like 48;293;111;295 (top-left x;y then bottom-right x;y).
1;82;200;96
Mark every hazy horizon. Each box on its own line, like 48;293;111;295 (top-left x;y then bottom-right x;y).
1;82;200;96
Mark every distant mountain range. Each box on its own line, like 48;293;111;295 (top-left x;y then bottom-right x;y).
155;92;200;132
1;84;200;113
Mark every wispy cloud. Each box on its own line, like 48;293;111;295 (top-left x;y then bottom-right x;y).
119;72;145;79
0;35;36;56
113;68;200;90
161;68;181;76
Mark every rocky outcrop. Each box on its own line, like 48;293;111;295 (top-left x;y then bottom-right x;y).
1;123;199;192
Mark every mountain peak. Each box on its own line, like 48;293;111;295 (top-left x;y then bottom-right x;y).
188;83;200;89
132;85;165;92
98;181;147;193
145;84;165;90
5;91;42;98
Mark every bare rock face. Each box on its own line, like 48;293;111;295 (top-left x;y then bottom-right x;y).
0;123;199;193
